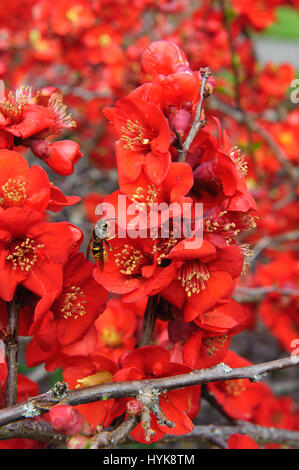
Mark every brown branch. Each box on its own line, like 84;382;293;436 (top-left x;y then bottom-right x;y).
138;295;159;347
89;416;139;449
249;230;299;264
107;416;139;448
162;422;299;448
0;420;66;447
4;298;19;407
0;355;298;428
234;286;299;303
177;68;210;162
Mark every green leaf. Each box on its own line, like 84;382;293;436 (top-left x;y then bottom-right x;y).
263;6;299;40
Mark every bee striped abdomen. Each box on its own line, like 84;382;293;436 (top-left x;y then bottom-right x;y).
91;239;102;260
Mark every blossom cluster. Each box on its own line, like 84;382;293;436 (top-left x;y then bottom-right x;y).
0;0;298;450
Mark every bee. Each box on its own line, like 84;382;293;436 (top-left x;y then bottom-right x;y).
86;218;114;270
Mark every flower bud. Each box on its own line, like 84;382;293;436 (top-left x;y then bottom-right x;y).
126;399;143;417
204;75;216;96
168;106;191;135
49;404;91;436
142;40;189;76
31;139;82;175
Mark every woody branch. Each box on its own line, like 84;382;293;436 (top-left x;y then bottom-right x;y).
0;354;298;428
4;297;19;407
160;422;299;448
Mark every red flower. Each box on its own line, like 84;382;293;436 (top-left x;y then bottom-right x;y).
116;345;201;443
93;190;177;301
188;125;256;213
0;86;54;140
259;63;295;99
92;297;137;361
120;161;193;207
193;299;246;334
45;0;95;36
83;24;124;66
207;351;272;420
253;396;296;431
232;0;278;31
62;354;122;428
104;84;171;186
26;253;108;369
0;207;82;301
256;252;299;352
161;239;244;322
0;149;50;212
167;301;245;370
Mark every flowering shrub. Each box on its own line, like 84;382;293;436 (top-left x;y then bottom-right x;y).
0;0;298;451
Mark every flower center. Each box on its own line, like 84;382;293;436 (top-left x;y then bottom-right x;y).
152;232;178;265
65;5;83;24
120;119;151;151
6;237;44;272
57;286;87;320
224;379;246;397
178;260;210;296
48;96;76;133
202;335;228;358
0;86;33;125
131;184;161;207
230;147;248;177
0;177;27;208
114;245;148;275
98;34;112;47
204;211;257;245
101;326;123;347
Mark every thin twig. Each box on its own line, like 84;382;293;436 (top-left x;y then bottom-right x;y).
162;422;299;448
0;420;66;447
177;68;210;162
138;295;159;347
108;416;139;448
5;298;19;407
234;286;299;303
